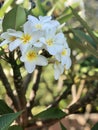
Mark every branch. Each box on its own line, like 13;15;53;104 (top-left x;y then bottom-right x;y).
27;66;42;115
23;73;33;95
49;85;71;107
0;63;20;110
9;52;28;126
67;82;98;114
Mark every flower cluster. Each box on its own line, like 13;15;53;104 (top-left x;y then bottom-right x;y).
0;15;71;80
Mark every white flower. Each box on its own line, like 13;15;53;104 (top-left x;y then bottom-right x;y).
54;62;64;80
8;22;43;53
40;29;64;55
54;58;71;80
55;47;71;65
20;47;48;73
0;29;21;49
28;15;60;31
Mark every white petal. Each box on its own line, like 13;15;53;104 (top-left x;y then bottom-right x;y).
54;63;64;80
47;45;63;55
65;58;72;69
9;31;23;37
0;40;9;46
36;55;48;66
25;62;35;73
39;16;52;22
55;33;65;44
28;15;38;23
9;39;21;51
1;32;10;39
23;21;33;34
20;55;26;62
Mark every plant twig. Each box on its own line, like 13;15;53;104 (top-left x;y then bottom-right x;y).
67;82;98;114
23;73;33;95
0;63;20;111
9;52;28;126
27;66;42;115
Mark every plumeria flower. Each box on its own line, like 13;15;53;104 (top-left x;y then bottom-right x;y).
28;15;60;31
0;29;21;49
8;22;43;53
54;58;71;80
55;47;71;65
39;28;65;55
20;47;48;73
54;62;65;80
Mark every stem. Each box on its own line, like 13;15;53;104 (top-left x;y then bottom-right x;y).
27;66;42;116
9;52;28;126
68;82;98;114
0;63;20;111
23;73;33;95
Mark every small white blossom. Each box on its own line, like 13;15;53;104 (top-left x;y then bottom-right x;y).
28;15;60;31
20;47;48;73
54;62;64;80
8;22;43;53
0;29;21;50
40;29;64;55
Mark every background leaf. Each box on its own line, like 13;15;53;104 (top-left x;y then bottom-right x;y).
0;111;22;130
60;122;67;130
91;122;98;130
8;125;23;130
2;5;26;31
34;107;66;120
0;100;14;115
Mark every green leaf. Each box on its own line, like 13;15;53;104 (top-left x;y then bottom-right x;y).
0;111;22;130
72;29;98;58
34;107;66;120
72;29;97;48
57;13;73;24
8;125;23;130
91;122;98;130
2;5;26;31
60;122;67;130
70;6;98;45
0;100;14;115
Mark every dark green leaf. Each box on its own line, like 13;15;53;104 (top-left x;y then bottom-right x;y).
70;6;98;45
0;111;22;130
57;13;73;24
91;122;98;130
8;125;23;130
60;122;67;130
0;100;14;115
72;29;98;58
72;29;97;48
2;5;26;31
34;107;66;120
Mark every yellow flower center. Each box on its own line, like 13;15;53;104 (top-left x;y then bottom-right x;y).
26;50;37;61
35;24;42;29
61;49;66;56
21;34;31;44
10;36;16;42
46;39;53;46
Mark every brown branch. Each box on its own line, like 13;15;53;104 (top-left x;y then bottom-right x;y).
27;66;42;116
67;82;98;114
23;73;33;95
0;63;20;111
49;85;71;107
9;52;28;126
